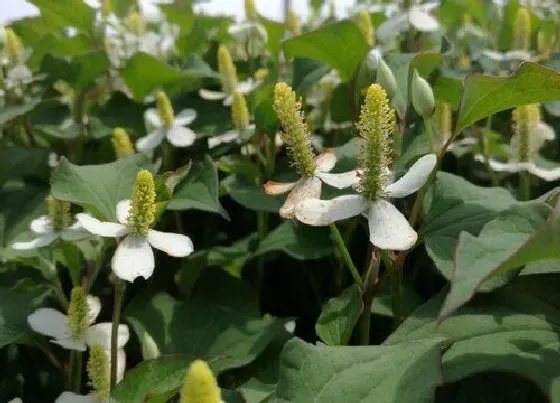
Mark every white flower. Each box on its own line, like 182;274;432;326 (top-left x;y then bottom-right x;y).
480;49;536;63
199;79;259;106
377;2;440;42
76;200;194;282
7;399;22;403
295;154;437;250
264;150;338;219
27;296;129;356
207;124;255;149
55;392;98;403
12;215;88;250
136;108;198;153
228;21;268;58
5;63;33;89
478;122;560;181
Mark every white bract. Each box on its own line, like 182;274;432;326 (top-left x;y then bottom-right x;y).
264;150;338;219
136;108;198;153
27;296;129;360
199;79;259;106
12;215;88;250
295;154;437;250
479;122;560;181
377;2;440;41
207;124;255;149
76;200;194;282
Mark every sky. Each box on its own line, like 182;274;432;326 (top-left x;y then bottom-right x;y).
0;0;355;25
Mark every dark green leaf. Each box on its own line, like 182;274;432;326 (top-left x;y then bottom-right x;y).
316;284;363;345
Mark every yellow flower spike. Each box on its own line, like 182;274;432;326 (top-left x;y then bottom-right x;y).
244;0;258;21
357;84;394;201
5;27;24;63
47;196;72;232
87;344;110;401
512;104;540;162
67;287;88;341
217;45;238;95
512;7;531;51
156;91;175;128
112;128;135;158
254;68;269;81
231;92;250;130
126;170;156;235
125;10;146;36
357;11;374;47
180;360;222;403
433;101;452;144
273;82;316;177
287;9;302;36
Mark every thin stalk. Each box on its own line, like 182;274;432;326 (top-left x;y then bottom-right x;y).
329;223;363;290
110;279;126;390
36;340;63;371
51;276;69;310
72;351;83;393
518;170;531;201
356;248;380;345
480;117;498;186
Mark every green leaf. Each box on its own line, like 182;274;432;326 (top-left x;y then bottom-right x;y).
455;62;560;134
256;221;333;260
125;268;287;371
291;58;330;95
283;20;369;81
41;51;110;92
167;155;227;218
387;275;560;403
420;172;516;279
315;284;363;346
260;17;287;56
439;201;559;321
269;337;442;403
226;177;282;213
433;76;462;109
50;154;150;221
0;99;41;126
0;146;49;187
29;0;95;36
121;52;213;101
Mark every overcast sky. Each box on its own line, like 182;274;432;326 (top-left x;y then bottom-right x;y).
1;0;355;25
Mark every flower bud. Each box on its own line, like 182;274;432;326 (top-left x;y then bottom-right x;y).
357;11;374;47
217;45;238;95
125;10;145;36
180;360;221;403
254;68;269;81
244;0;258;21
47;196;72;232
87;344;110;400
512;7;531;51
112;128;135;158
366;48;381;70
273;82;316;177
358;84;395;201
156;91;175;128
411;70;434;118
67;287;88;341
5;28;24;64
287;9;302;36
376;59;397;100
127;170;156;235
231;92;250;130
512;103;540;162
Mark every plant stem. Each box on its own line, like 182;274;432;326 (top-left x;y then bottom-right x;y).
329;223;363;290
51;276;69;310
518;170;531;201
72;351;83;393
423;117;435;154
478;120;498;186
356;248;380;345
110;279;126;390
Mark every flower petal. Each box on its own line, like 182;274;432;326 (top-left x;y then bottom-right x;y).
116;200;132;224
86;323;129;350
199;88;227;101
384;154;437;198
279;177;322;219
295;195;366;226
12;233;59;250
30;216;52;234
532;122;555;142
487;159;524;173
207;130;241;149
28;308;69;339
174;108;197;126
314;150;337;173
237;79;258;94
528;165;560;182
112;235;155;282
144;108;162;129
263;180;298;195
87;295;101;324
55;392;98;403
367;199;417;250
166;125;196;148
60;226;90;241
136;128;166;153
315;170;360;189
408;9;439;32
147;230;194;257
76;213;128;238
